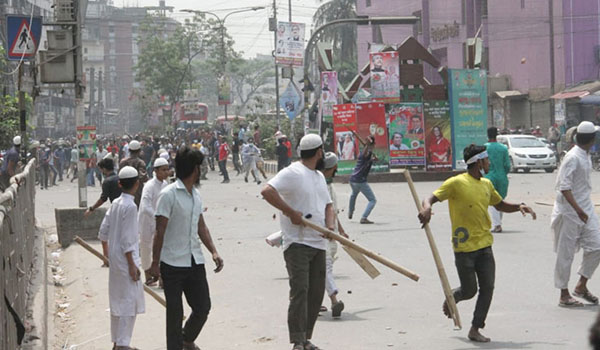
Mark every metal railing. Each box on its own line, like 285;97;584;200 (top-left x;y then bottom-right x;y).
0;158;37;349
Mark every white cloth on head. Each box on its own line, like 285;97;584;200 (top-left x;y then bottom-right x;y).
489;206;503;228
551;145;600;289
267;162;332;251
138;177;167;270
110;315;136;347
98;193;145;317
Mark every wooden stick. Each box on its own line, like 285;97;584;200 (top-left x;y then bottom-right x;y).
301;219;419;282
74;236;167;308
341;246;381;279
403;170;461;329
535;201;600;207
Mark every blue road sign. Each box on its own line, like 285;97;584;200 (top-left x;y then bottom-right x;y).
6;15;42;61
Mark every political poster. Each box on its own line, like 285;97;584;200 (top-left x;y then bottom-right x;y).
355;102;389;173
280;81;304;120
275;21;305;67
333;103;358;175
448;69;488;169
320;71;338;123
424;101;452;171
388;103;425;166
218;76;231;106
76;126;97;161
369;51;400;103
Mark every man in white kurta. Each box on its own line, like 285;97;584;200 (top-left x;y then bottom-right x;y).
552;121;600;307
138;157;169;284
99;166;145;349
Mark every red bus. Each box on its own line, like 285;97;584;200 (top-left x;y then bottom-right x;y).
177;103;209;129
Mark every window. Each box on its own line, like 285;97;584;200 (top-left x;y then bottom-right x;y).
521;0;525;9
366;0;371;7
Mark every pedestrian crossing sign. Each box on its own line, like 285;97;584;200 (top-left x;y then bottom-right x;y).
6;15;42;61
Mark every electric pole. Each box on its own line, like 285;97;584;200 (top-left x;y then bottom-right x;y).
272;0;280;128
75;0;86;207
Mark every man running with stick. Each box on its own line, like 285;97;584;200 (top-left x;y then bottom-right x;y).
418;144;536;342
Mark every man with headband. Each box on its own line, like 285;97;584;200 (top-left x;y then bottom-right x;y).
418;144;536;343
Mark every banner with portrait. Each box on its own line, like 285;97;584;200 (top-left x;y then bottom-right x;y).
332;103;358;175
218;76;231;106
320;71;338;123
448;69;488;169
388;103;425;166
424;101;452;171
355;102;389;173
369;51;400;103
76;126;97;161
275;21;305;67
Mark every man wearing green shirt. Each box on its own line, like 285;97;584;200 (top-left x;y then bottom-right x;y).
485;127;511;232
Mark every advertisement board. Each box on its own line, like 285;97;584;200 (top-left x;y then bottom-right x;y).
424;101;452;171
355;102;389;173
388;103;425;166
320;71;338;123
76;126;97;161
275;21;305;67
333;103;358;175
369;51;400;103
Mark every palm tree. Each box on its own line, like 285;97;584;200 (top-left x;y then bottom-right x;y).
312;0;357;86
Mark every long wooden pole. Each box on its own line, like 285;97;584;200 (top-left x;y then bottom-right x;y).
74;236;167;308
301;219;419;282
403;170;461;329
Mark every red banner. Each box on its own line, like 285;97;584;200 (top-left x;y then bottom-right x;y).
355;102;389;172
333;103;358;175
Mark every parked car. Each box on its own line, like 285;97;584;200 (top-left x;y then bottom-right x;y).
497;134;557;173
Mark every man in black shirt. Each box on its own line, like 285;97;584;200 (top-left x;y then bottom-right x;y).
231;134;243;175
84;158;122;217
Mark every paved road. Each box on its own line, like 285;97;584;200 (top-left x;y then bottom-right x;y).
38;169;600;349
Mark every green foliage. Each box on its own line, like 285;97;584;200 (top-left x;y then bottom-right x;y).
0;95;20;150
229;57;275;115
313;0;358;87
245;113;303;160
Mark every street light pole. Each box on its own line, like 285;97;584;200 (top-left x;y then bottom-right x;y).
182;7;265;122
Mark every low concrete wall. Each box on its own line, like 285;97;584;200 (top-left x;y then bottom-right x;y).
55;207;107;248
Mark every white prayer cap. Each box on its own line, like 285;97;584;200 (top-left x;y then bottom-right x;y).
154;157;169;168
118;166;138;179
160;152;169;160
13;136;21;145
324;152;338;169
298;134;323;151
158;148;167;155
576;121;600;134
128;140;141;151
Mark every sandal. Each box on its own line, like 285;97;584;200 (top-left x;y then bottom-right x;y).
292;344;304;350
559;297;584;308
304;341;322;350
573;290;599;304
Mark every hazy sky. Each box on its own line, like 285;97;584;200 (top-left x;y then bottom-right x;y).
131;0;320;58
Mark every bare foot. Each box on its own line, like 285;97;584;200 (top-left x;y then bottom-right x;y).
468;327;490;342
442;300;451;319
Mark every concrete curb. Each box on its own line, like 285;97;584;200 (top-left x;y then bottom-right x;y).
55;207;107;247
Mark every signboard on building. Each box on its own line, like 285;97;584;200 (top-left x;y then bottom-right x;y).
320;71;338;123
275;21;305;67
388;103;425;166
448;69;488;169
333;103;358;175
554;99;566;123
369;51;400;103
76;126;97;161
6;15;42;60
424;101;452;171
43;111;56;128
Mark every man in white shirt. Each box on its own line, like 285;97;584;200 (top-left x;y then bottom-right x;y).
138;157;169;285
98;166;145;350
552;121;600;307
149;146;224;350
261;134;335;350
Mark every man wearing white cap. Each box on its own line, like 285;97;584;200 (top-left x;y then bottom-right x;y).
261;134;335;350
0;136;21;189
119;140;148;207
98;166;145;350
138;157;169;285
419;144;536;343
552;121;600;308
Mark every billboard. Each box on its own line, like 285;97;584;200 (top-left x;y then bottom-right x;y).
388;103;425;166
320;71;338;123
275;21;305;67
448;69;488;169
369;51;400;103
76;126;97;161
355;102;389;173
424;101;452;171
218;76;231;106
333;103;358;175
280;81;304;120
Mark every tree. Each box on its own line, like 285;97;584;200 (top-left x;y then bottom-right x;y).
313;0;358;87
0;95;20;150
229;57;274;116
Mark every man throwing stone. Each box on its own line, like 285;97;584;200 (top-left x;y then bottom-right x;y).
418;144;536;343
261;134;335;350
552;121;600;308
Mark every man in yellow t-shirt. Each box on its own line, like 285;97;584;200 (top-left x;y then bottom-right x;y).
419;144;536;343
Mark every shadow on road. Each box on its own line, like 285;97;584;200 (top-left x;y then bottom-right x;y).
317;307;383;322
452;337;566;349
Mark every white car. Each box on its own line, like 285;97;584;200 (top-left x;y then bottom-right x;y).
497;135;557;173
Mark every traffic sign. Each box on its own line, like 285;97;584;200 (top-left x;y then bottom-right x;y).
6;15;42;61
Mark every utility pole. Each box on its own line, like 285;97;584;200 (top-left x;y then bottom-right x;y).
75;0;87;208
98;70;103;134
18;64;26;155
272;0;280;127
221;23;228;121
89;67;95;128
548;0;556;125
